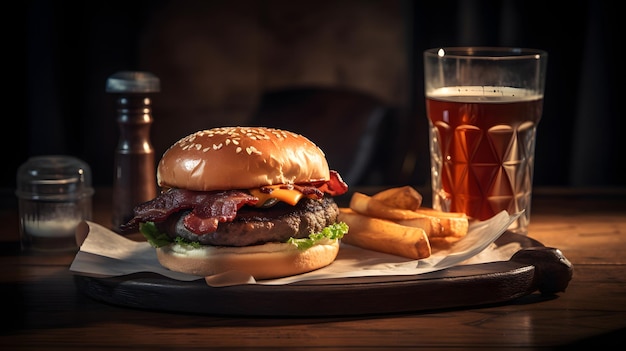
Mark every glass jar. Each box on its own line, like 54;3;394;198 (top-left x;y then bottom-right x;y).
16;155;94;252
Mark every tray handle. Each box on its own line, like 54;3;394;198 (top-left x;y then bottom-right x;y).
510;247;573;295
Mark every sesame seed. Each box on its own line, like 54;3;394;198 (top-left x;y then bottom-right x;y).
246;146;261;155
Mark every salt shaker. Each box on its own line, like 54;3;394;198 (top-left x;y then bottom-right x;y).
16;155;94;252
106;71;160;233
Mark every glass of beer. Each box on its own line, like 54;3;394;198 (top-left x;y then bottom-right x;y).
423;47;548;235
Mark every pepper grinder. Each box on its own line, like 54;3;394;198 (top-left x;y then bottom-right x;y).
106;71;160;233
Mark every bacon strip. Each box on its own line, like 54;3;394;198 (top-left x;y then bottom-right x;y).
121;189;258;234
319;170;349;196
121;170;348;235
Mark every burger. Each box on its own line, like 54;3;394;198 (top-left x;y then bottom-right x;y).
121;126;349;280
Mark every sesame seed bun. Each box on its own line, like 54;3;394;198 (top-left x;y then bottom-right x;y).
157;126;331;191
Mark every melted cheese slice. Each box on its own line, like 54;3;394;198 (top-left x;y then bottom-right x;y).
249;186;303;206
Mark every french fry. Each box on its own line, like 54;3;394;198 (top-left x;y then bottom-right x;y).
427;236;465;250
371;186;423;210
347;192;370;214
350;192;422;220
394;213;468;238
413;206;470;219
339;208;431;260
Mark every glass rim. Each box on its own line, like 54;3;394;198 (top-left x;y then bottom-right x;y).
424;47;547;60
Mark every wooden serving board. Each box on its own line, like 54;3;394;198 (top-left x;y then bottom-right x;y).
73;232;573;316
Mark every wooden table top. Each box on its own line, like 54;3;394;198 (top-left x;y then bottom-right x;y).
1;186;625;350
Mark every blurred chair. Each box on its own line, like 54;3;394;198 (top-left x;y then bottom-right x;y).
249;86;400;186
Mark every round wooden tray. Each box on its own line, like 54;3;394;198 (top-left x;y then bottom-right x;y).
73;232;572;316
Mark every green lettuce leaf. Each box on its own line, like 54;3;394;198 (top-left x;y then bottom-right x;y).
287;222;349;250
139;222;173;248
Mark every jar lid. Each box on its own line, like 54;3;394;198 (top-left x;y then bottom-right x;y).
16;155;94;201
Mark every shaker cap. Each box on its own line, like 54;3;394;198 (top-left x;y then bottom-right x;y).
16;155;94;201
105;71;160;93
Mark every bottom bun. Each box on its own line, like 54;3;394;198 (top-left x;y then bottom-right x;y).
156;240;340;280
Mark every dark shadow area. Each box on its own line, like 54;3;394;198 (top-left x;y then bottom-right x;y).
13;0;624;194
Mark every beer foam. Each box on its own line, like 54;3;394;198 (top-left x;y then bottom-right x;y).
427;86;542;103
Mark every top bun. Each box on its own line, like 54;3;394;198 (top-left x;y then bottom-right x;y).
157;126;331;191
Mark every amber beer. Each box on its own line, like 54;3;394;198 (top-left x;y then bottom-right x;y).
426;86;543;233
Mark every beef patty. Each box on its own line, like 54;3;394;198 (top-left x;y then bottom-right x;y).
156;197;340;247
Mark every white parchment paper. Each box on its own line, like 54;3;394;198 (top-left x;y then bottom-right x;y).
70;211;522;286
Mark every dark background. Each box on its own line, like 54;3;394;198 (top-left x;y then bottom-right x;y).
12;0;624;197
